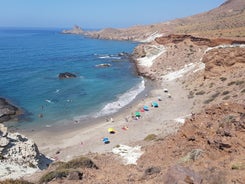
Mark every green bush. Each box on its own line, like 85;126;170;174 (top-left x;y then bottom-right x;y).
222;96;230;100
228;81;235;86
204;92;220;104
235;81;244;86
222;91;230;95
220;77;227;81
39;170;69;183
195;90;206;95
144;134;157;141
56;156;98;170
231;162;245;170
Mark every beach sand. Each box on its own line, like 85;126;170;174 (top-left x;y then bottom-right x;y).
22;78;194;162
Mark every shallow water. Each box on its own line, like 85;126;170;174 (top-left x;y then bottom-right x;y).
0;28;143;129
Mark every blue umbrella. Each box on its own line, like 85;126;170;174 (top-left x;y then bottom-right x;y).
143;105;149;111
152;102;159;107
103;137;110;144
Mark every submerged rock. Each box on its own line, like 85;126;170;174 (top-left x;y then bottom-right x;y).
58;72;77;79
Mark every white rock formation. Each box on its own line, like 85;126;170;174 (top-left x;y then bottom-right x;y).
0;124;51;180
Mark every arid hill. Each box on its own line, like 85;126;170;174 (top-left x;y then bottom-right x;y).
65;0;245;41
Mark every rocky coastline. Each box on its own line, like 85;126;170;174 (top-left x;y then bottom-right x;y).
1;0;245;182
0;98;20;123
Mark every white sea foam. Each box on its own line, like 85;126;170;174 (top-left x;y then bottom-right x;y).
45;99;53;103
94;78;145;117
97;54;121;60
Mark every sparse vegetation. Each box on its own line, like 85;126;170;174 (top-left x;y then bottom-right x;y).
39;170;70;183
222;91;230;95
204;92;220;104
28;162;36;168
223;95;230;100
144;134;157;141
235;80;244;86
209;82;214;88
231;163;245;170
228;81;236;86
188;91;194;99
195;90;205;95
211;92;220;99
56;156;98;170
220;77;227;81
0;153;4;160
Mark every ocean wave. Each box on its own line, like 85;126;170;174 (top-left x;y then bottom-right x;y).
93;78;145;117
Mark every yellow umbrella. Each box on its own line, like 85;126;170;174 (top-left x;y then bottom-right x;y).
108;128;116;134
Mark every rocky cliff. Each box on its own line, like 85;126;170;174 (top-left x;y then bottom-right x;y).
0;124;51;180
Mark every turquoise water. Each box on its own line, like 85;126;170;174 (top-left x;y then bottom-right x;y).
0;28;143;129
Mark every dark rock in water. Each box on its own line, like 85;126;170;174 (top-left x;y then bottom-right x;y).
95;63;111;68
58;72;77;79
118;52;132;59
0;98;19;123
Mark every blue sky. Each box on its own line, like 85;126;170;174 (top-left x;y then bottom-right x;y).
0;0;225;29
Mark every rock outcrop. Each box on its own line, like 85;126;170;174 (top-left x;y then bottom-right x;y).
58;72;77;79
0;98;19;123
155;34;245;47
62;25;84;34
0;124;51;179
202;45;245;78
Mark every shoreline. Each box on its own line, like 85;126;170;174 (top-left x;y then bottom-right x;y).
22;76;194;162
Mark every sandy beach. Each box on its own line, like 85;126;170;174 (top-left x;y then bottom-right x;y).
22;76;194;162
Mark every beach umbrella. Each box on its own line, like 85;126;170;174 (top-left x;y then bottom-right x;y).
152;102;159;108
103;137;110;144
108;127;116;134
135;111;141;117
143;105;149;111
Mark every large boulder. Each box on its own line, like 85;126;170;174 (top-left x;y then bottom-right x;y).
58;72;77;79
0;98;19;123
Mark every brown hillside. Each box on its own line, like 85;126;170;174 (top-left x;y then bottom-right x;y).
76;0;245;41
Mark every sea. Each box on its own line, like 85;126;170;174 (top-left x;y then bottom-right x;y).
0;28;144;130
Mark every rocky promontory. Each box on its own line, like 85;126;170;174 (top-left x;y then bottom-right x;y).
62;25;84;34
